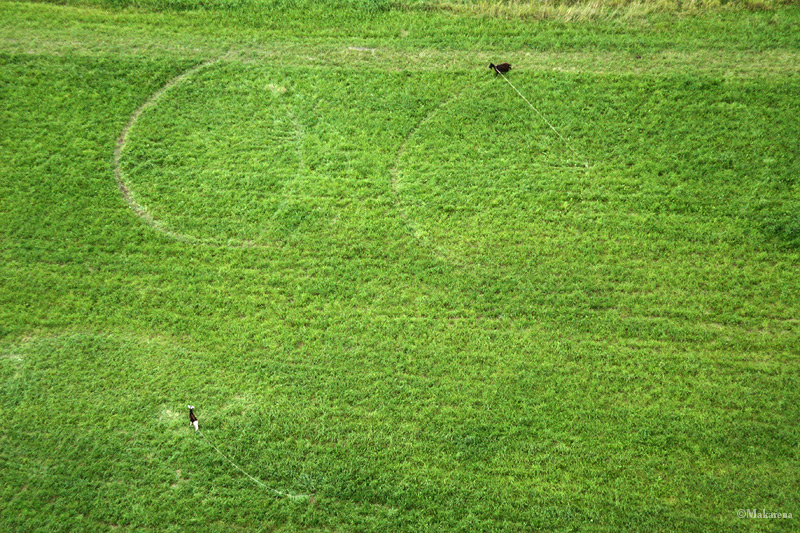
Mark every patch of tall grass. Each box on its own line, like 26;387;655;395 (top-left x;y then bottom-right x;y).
423;0;798;20
21;0;799;17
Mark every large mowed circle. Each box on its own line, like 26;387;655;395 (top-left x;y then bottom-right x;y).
394;80;590;268
119;62;305;244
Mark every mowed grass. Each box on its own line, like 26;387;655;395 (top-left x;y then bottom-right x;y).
1;1;799;531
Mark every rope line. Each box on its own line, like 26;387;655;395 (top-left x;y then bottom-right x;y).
497;71;588;167
198;429;308;500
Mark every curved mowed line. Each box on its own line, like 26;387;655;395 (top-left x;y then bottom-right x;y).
392;78;592;272
114;58;226;246
390;89;471;266
114;57;293;249
391;82;545;270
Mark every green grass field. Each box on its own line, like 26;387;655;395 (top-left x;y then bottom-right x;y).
1;0;799;530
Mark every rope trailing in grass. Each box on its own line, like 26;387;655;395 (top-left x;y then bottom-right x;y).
497;71;588;168
197;429;308;500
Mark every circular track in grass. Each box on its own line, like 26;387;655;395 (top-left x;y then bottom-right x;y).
117;61;309;246
393;81;588;270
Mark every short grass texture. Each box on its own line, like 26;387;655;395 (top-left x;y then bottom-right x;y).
1;0;799;531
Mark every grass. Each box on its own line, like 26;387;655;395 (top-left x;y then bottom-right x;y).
1;0;799;530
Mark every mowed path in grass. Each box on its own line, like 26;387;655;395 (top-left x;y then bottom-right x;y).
1;1;799;531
